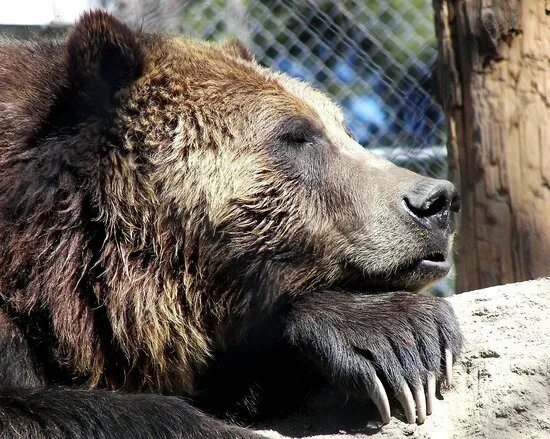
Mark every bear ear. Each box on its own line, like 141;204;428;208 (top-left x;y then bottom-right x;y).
219;39;256;63
66;10;143;100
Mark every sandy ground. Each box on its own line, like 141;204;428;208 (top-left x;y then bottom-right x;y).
257;278;550;439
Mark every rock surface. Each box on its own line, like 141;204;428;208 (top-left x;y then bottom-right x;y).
258;278;550;438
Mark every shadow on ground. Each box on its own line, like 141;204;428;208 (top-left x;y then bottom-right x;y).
257;387;410;437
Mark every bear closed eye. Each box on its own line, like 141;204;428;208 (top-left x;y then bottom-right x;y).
0;10;462;437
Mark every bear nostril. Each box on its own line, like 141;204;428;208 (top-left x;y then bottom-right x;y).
402;179;458;230
404;192;448;219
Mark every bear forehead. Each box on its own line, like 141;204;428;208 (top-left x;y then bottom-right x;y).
148;35;345;127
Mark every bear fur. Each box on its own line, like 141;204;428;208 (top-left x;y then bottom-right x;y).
0;11;462;438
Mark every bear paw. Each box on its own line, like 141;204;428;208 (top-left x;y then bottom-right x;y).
286;291;463;424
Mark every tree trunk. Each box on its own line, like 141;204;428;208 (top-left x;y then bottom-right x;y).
432;0;550;292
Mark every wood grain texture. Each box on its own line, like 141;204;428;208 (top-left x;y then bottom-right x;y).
433;0;549;291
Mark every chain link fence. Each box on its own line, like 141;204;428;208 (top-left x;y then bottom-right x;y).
107;0;447;179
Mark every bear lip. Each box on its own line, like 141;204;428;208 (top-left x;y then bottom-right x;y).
415;254;450;273
411;250;451;275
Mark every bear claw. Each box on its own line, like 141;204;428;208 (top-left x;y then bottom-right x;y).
426;373;436;415
396;382;416;424
412;382;427;424
372;375;391;424
445;348;453;385
376;351;453;425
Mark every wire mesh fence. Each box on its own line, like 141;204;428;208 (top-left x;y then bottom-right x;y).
106;0;447;179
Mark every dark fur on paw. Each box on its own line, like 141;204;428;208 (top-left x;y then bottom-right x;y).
286;291;463;424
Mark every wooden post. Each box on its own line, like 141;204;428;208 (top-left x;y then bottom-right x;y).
433;0;549;291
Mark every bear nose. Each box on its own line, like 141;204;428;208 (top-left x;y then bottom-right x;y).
402;179;460;230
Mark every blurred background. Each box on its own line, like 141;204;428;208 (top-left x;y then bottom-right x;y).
0;0;452;294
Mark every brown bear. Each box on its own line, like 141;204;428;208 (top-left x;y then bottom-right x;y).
0;10;462;438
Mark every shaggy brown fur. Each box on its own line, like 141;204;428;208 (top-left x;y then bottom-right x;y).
0;11;462;438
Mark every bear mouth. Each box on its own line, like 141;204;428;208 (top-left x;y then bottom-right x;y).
413;252;451;279
417;251;449;268
338;251;451;293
